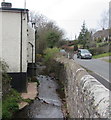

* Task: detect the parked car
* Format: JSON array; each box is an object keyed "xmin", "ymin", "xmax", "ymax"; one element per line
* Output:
[
  {"xmin": 77, "ymin": 49, "xmax": 92, "ymax": 59},
  {"xmin": 60, "ymin": 49, "xmax": 66, "ymax": 53}
]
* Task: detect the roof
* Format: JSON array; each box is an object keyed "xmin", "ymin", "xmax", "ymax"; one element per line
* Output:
[
  {"xmin": 0, "ymin": 7, "xmax": 29, "ymax": 12},
  {"xmin": 93, "ymin": 29, "xmax": 109, "ymax": 38}
]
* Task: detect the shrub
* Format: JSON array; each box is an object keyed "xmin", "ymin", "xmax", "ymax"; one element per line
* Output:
[
  {"xmin": 74, "ymin": 44, "xmax": 78, "ymax": 51},
  {"xmin": 96, "ymin": 38, "xmax": 102, "ymax": 43},
  {"xmin": 89, "ymin": 46, "xmax": 109, "ymax": 55},
  {"xmin": 0, "ymin": 61, "xmax": 22, "ymax": 119},
  {"xmin": 36, "ymin": 54, "xmax": 42, "ymax": 62},
  {"xmin": 0, "ymin": 60, "xmax": 11, "ymax": 96},
  {"xmin": 97, "ymin": 42, "xmax": 109, "ymax": 47},
  {"xmin": 2, "ymin": 89, "xmax": 21, "ymax": 119},
  {"xmin": 0, "ymin": 60, "xmax": 10, "ymax": 84},
  {"xmin": 43, "ymin": 47, "xmax": 60, "ymax": 63},
  {"xmin": 43, "ymin": 47, "xmax": 60, "ymax": 75}
]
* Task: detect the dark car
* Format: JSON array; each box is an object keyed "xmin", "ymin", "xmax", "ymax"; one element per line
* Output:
[{"xmin": 77, "ymin": 49, "xmax": 92, "ymax": 59}]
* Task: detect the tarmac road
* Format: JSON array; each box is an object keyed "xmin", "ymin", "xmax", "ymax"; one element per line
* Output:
[{"xmin": 73, "ymin": 54, "xmax": 110, "ymax": 83}]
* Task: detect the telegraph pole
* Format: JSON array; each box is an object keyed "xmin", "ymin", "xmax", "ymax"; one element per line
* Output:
[{"xmin": 24, "ymin": 0, "xmax": 26, "ymax": 9}]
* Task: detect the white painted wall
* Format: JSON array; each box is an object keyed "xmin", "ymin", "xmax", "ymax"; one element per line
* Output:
[
  {"xmin": 0, "ymin": 10, "xmax": 28, "ymax": 73},
  {"xmin": 1, "ymin": 11, "xmax": 21, "ymax": 72},
  {"xmin": 109, "ymin": 2, "xmax": 111, "ymax": 28},
  {"xmin": 0, "ymin": 12, "xmax": 2, "ymax": 60},
  {"xmin": 27, "ymin": 23, "xmax": 35, "ymax": 63},
  {"xmin": 22, "ymin": 13, "xmax": 28, "ymax": 72}
]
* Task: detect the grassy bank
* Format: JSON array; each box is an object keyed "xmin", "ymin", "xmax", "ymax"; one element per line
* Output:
[
  {"xmin": 103, "ymin": 59, "xmax": 111, "ymax": 63},
  {"xmin": 2, "ymin": 89, "xmax": 22, "ymax": 119},
  {"xmin": 93, "ymin": 52, "xmax": 111, "ymax": 59}
]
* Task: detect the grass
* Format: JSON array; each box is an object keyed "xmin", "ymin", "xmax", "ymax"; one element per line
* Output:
[
  {"xmin": 93, "ymin": 52, "xmax": 111, "ymax": 59},
  {"xmin": 2, "ymin": 89, "xmax": 22, "ymax": 119},
  {"xmin": 2, "ymin": 89, "xmax": 34, "ymax": 119},
  {"xmin": 103, "ymin": 59, "xmax": 111, "ymax": 63},
  {"xmin": 22, "ymin": 98, "xmax": 32, "ymax": 103}
]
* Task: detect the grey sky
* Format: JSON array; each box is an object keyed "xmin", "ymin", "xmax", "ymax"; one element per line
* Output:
[{"xmin": 0, "ymin": 0, "xmax": 110, "ymax": 39}]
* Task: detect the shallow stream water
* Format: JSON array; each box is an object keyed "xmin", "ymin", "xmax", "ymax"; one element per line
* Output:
[{"xmin": 14, "ymin": 75, "xmax": 64, "ymax": 119}]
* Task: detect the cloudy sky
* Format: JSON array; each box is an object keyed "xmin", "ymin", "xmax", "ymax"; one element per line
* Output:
[{"xmin": 0, "ymin": 0, "xmax": 110, "ymax": 39}]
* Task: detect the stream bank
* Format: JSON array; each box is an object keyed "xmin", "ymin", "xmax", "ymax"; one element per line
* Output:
[{"xmin": 12, "ymin": 74, "xmax": 66, "ymax": 119}]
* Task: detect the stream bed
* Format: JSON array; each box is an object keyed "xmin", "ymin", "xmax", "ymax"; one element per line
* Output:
[{"xmin": 14, "ymin": 75, "xmax": 64, "ymax": 119}]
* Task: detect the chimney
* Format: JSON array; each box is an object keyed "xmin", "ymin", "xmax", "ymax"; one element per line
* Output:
[
  {"xmin": 1, "ymin": 2, "xmax": 12, "ymax": 8},
  {"xmin": 102, "ymin": 28, "xmax": 105, "ymax": 31},
  {"xmin": 32, "ymin": 22, "xmax": 35, "ymax": 29}
]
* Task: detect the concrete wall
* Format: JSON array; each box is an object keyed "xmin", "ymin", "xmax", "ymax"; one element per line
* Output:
[{"xmin": 55, "ymin": 56, "xmax": 111, "ymax": 118}]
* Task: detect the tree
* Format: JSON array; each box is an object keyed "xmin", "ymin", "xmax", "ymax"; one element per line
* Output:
[
  {"xmin": 46, "ymin": 32, "xmax": 60, "ymax": 48},
  {"xmin": 29, "ymin": 12, "xmax": 64, "ymax": 54},
  {"xmin": 45, "ymin": 21, "xmax": 64, "ymax": 48},
  {"xmin": 73, "ymin": 40, "xmax": 78, "ymax": 51},
  {"xmin": 98, "ymin": 10, "xmax": 109, "ymax": 29},
  {"xmin": 78, "ymin": 21, "xmax": 91, "ymax": 48}
]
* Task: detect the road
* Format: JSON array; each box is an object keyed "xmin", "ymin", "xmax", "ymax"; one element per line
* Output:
[{"xmin": 73, "ymin": 54, "xmax": 110, "ymax": 83}]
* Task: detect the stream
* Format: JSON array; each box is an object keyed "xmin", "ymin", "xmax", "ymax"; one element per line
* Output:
[{"xmin": 13, "ymin": 75, "xmax": 64, "ymax": 119}]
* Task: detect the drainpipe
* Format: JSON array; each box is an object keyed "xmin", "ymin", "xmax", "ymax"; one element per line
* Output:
[
  {"xmin": 20, "ymin": 11, "xmax": 23, "ymax": 73},
  {"xmin": 35, "ymin": 29, "xmax": 37, "ymax": 63},
  {"xmin": 28, "ymin": 42, "xmax": 34, "ymax": 78}
]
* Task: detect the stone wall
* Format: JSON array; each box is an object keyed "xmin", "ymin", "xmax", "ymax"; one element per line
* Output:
[{"xmin": 55, "ymin": 56, "xmax": 111, "ymax": 118}]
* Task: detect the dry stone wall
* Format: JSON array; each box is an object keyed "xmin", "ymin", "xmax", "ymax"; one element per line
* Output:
[{"xmin": 55, "ymin": 56, "xmax": 111, "ymax": 118}]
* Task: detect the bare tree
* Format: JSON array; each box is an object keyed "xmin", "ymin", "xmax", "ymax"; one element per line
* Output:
[
  {"xmin": 98, "ymin": 10, "xmax": 109, "ymax": 29},
  {"xmin": 29, "ymin": 11, "xmax": 48, "ymax": 29},
  {"xmin": 89, "ymin": 28, "xmax": 97, "ymax": 34}
]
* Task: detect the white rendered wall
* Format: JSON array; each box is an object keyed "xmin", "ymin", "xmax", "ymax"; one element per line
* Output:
[
  {"xmin": 27, "ymin": 24, "xmax": 35, "ymax": 63},
  {"xmin": 109, "ymin": 1, "xmax": 111, "ymax": 28},
  {"xmin": 1, "ymin": 11, "xmax": 28, "ymax": 73},
  {"xmin": 0, "ymin": 12, "xmax": 2, "ymax": 60},
  {"xmin": 22, "ymin": 13, "xmax": 28, "ymax": 72},
  {"xmin": 2, "ymin": 11, "xmax": 21, "ymax": 72}
]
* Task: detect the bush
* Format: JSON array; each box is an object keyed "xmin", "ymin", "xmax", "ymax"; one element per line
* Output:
[
  {"xmin": 43, "ymin": 47, "xmax": 60, "ymax": 63},
  {"xmin": 0, "ymin": 60, "xmax": 11, "ymax": 96},
  {"xmin": 36, "ymin": 54, "xmax": 42, "ymax": 62},
  {"xmin": 97, "ymin": 42, "xmax": 109, "ymax": 47},
  {"xmin": 74, "ymin": 44, "xmax": 78, "ymax": 51},
  {"xmin": 96, "ymin": 38, "xmax": 102, "ymax": 43},
  {"xmin": 89, "ymin": 46, "xmax": 109, "ymax": 55},
  {"xmin": 43, "ymin": 47, "xmax": 60, "ymax": 75},
  {"xmin": 2, "ymin": 89, "xmax": 21, "ymax": 119}
]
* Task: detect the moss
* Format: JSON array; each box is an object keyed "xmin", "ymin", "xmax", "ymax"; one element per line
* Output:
[
  {"xmin": 36, "ymin": 79, "xmax": 40, "ymax": 86},
  {"xmin": 22, "ymin": 98, "xmax": 32, "ymax": 103}
]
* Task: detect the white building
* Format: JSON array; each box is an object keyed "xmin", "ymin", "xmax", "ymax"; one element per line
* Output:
[
  {"xmin": 27, "ymin": 23, "xmax": 35, "ymax": 64},
  {"xmin": 109, "ymin": 1, "xmax": 111, "ymax": 41},
  {"xmin": 109, "ymin": 1, "xmax": 111, "ymax": 28},
  {"xmin": 0, "ymin": 2, "xmax": 35, "ymax": 92}
]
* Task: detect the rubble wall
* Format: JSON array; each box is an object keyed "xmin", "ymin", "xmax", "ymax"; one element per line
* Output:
[{"xmin": 55, "ymin": 56, "xmax": 111, "ymax": 118}]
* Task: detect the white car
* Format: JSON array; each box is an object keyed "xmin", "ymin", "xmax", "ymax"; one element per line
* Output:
[{"xmin": 77, "ymin": 49, "xmax": 92, "ymax": 59}]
